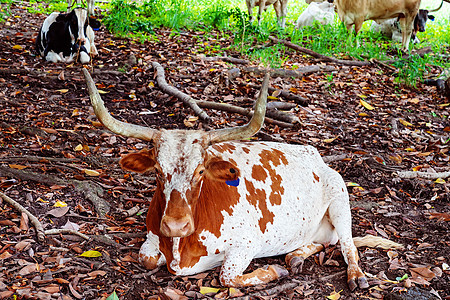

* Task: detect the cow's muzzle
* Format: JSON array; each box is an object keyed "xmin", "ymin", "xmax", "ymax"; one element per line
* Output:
[{"xmin": 160, "ymin": 215, "xmax": 194, "ymax": 237}]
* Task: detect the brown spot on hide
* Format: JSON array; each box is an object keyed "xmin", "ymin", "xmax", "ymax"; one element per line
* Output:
[
  {"xmin": 211, "ymin": 143, "xmax": 236, "ymax": 154},
  {"xmin": 242, "ymin": 147, "xmax": 250, "ymax": 154},
  {"xmin": 313, "ymin": 172, "xmax": 320, "ymax": 183},
  {"xmin": 252, "ymin": 164, "xmax": 267, "ymax": 182},
  {"xmin": 245, "ymin": 179, "xmax": 273, "ymax": 233},
  {"xmin": 259, "ymin": 149, "xmax": 286, "ymax": 206}
]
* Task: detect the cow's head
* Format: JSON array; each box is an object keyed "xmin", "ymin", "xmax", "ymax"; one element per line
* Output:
[
  {"xmin": 83, "ymin": 69, "xmax": 269, "ymax": 238},
  {"xmin": 60, "ymin": 8, "xmax": 89, "ymax": 44}
]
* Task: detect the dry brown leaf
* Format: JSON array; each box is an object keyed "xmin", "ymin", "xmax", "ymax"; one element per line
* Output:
[
  {"xmin": 69, "ymin": 283, "xmax": 83, "ymax": 299},
  {"xmin": 18, "ymin": 264, "xmax": 38, "ymax": 276},
  {"xmin": 47, "ymin": 206, "xmax": 70, "ymax": 218},
  {"xmin": 8, "ymin": 164, "xmax": 27, "ymax": 170},
  {"xmin": 15, "ymin": 240, "xmax": 31, "ymax": 251},
  {"xmin": 19, "ymin": 212, "xmax": 29, "ymax": 231},
  {"xmin": 87, "ymin": 270, "xmax": 107, "ymax": 277}
]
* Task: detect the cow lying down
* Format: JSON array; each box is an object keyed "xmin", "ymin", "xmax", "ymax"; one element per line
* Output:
[
  {"xmin": 36, "ymin": 8, "xmax": 98, "ymax": 64},
  {"xmin": 83, "ymin": 69, "xmax": 403, "ymax": 289},
  {"xmin": 296, "ymin": 1, "xmax": 336, "ymax": 29}
]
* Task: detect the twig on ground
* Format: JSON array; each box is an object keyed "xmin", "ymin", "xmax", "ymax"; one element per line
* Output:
[
  {"xmin": 198, "ymin": 55, "xmax": 250, "ymax": 65},
  {"xmin": 0, "ymin": 191, "xmax": 45, "ymax": 243},
  {"xmin": 269, "ymin": 36, "xmax": 371, "ymax": 67},
  {"xmin": 249, "ymin": 281, "xmax": 299, "ymax": 297},
  {"xmin": 397, "ymin": 171, "xmax": 450, "ymax": 180},
  {"xmin": 151, "ymin": 61, "xmax": 210, "ymax": 121},
  {"xmin": 238, "ymin": 81, "xmax": 308, "ymax": 106},
  {"xmin": 243, "ymin": 65, "xmax": 337, "ymax": 78},
  {"xmin": 132, "ymin": 267, "xmax": 161, "ymax": 279},
  {"xmin": 45, "ymin": 228, "xmax": 90, "ymax": 240},
  {"xmin": 322, "ymin": 154, "xmax": 348, "ymax": 163}
]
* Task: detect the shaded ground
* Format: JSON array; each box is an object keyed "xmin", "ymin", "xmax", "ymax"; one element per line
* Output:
[{"xmin": 0, "ymin": 3, "xmax": 449, "ymax": 300}]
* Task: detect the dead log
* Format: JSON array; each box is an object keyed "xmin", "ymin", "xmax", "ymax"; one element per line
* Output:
[
  {"xmin": 269, "ymin": 36, "xmax": 371, "ymax": 67},
  {"xmin": 151, "ymin": 61, "xmax": 211, "ymax": 121}
]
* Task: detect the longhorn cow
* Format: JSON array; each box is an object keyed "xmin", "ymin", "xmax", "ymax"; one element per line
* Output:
[{"xmin": 83, "ymin": 69, "xmax": 403, "ymax": 289}]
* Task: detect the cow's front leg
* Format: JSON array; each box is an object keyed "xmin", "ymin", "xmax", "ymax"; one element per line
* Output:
[
  {"xmin": 219, "ymin": 250, "xmax": 288, "ymax": 287},
  {"xmin": 285, "ymin": 243, "xmax": 324, "ymax": 274},
  {"xmin": 139, "ymin": 231, "xmax": 166, "ymax": 270}
]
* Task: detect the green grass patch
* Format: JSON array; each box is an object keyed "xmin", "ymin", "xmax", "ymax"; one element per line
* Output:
[{"xmin": 30, "ymin": 0, "xmax": 450, "ymax": 86}]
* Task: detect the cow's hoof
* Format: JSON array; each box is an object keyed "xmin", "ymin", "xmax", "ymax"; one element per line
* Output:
[
  {"xmin": 287, "ymin": 256, "xmax": 304, "ymax": 274},
  {"xmin": 271, "ymin": 264, "xmax": 289, "ymax": 278},
  {"xmin": 348, "ymin": 276, "xmax": 369, "ymax": 291}
]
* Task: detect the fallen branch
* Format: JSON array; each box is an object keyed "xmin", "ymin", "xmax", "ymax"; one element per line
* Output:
[
  {"xmin": 397, "ymin": 171, "xmax": 450, "ymax": 180},
  {"xmin": 196, "ymin": 100, "xmax": 293, "ymax": 128},
  {"xmin": 243, "ymin": 65, "xmax": 337, "ymax": 78},
  {"xmin": 0, "ymin": 191, "xmax": 45, "ymax": 243},
  {"xmin": 151, "ymin": 61, "xmax": 210, "ymax": 121},
  {"xmin": 239, "ymin": 82, "xmax": 308, "ymax": 106},
  {"xmin": 322, "ymin": 154, "xmax": 348, "ymax": 163},
  {"xmin": 198, "ymin": 55, "xmax": 250, "ymax": 65},
  {"xmin": 269, "ymin": 36, "xmax": 371, "ymax": 67},
  {"xmin": 45, "ymin": 228, "xmax": 90, "ymax": 240},
  {"xmin": 0, "ymin": 166, "xmax": 110, "ymax": 216}
]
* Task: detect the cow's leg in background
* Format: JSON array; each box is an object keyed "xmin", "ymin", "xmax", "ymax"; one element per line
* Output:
[
  {"xmin": 273, "ymin": 0, "xmax": 282, "ymax": 26},
  {"xmin": 86, "ymin": 26, "xmax": 98, "ymax": 56},
  {"xmin": 285, "ymin": 243, "xmax": 324, "ymax": 274},
  {"xmin": 219, "ymin": 250, "xmax": 289, "ymax": 287},
  {"xmin": 399, "ymin": 16, "xmax": 415, "ymax": 51},
  {"xmin": 257, "ymin": 1, "xmax": 266, "ymax": 26},
  {"xmin": 246, "ymin": 0, "xmax": 255, "ymax": 23},
  {"xmin": 278, "ymin": 0, "xmax": 288, "ymax": 28}
]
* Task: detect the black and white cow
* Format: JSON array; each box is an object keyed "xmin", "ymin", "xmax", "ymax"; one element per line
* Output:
[
  {"xmin": 36, "ymin": 8, "xmax": 98, "ymax": 64},
  {"xmin": 67, "ymin": 0, "xmax": 95, "ymax": 16},
  {"xmin": 370, "ymin": 0, "xmax": 443, "ymax": 45}
]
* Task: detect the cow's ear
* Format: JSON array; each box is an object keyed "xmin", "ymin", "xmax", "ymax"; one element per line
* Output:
[
  {"xmin": 204, "ymin": 157, "xmax": 240, "ymax": 182},
  {"xmin": 428, "ymin": 15, "xmax": 435, "ymax": 21},
  {"xmin": 120, "ymin": 148, "xmax": 156, "ymax": 173}
]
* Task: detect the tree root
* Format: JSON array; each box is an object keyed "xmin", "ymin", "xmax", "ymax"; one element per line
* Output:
[
  {"xmin": 0, "ymin": 191, "xmax": 45, "ymax": 243},
  {"xmin": 0, "ymin": 166, "xmax": 110, "ymax": 217},
  {"xmin": 151, "ymin": 61, "xmax": 211, "ymax": 121}
]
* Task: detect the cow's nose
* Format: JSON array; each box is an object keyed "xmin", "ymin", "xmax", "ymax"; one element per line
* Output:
[{"xmin": 160, "ymin": 216, "xmax": 194, "ymax": 237}]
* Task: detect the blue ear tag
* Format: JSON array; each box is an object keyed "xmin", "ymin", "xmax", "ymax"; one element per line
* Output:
[{"xmin": 226, "ymin": 178, "xmax": 240, "ymax": 187}]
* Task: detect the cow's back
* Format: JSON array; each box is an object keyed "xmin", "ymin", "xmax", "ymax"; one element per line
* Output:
[{"xmin": 202, "ymin": 142, "xmax": 343, "ymax": 258}]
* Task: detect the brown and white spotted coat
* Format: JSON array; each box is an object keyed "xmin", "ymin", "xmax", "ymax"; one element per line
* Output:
[{"xmin": 83, "ymin": 69, "xmax": 402, "ymax": 290}]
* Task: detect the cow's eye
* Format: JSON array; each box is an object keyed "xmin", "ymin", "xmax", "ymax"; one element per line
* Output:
[
  {"xmin": 230, "ymin": 168, "xmax": 236, "ymax": 174},
  {"xmin": 199, "ymin": 170, "xmax": 204, "ymax": 175}
]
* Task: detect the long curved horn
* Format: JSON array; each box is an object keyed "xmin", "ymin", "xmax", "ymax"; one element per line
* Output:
[
  {"xmin": 82, "ymin": 68, "xmax": 158, "ymax": 142},
  {"xmin": 207, "ymin": 72, "xmax": 270, "ymax": 144},
  {"xmin": 429, "ymin": 0, "xmax": 443, "ymax": 12}
]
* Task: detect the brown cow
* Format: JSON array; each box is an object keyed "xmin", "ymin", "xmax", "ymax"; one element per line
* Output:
[
  {"xmin": 83, "ymin": 68, "xmax": 403, "ymax": 289},
  {"xmin": 334, "ymin": 0, "xmax": 421, "ymax": 50}
]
